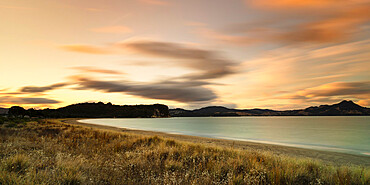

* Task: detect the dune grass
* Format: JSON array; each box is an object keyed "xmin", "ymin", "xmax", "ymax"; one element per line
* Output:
[{"xmin": 0, "ymin": 118, "xmax": 369, "ymax": 184}]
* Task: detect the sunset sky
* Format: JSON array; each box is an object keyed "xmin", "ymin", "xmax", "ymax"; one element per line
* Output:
[{"xmin": 1, "ymin": 0, "xmax": 369, "ymax": 110}]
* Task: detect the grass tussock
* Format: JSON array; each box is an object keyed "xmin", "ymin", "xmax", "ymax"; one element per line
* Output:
[
  {"xmin": 4, "ymin": 154, "xmax": 30, "ymax": 174},
  {"xmin": 0, "ymin": 117, "xmax": 369, "ymax": 184}
]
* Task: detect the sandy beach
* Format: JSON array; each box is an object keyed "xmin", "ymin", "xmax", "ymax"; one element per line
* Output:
[{"xmin": 63, "ymin": 118, "xmax": 370, "ymax": 166}]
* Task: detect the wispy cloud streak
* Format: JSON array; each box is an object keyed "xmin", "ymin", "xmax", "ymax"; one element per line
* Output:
[
  {"xmin": 121, "ymin": 40, "xmax": 237, "ymax": 80},
  {"xmin": 71, "ymin": 76, "xmax": 217, "ymax": 102},
  {"xmin": 0, "ymin": 96, "xmax": 60, "ymax": 104}
]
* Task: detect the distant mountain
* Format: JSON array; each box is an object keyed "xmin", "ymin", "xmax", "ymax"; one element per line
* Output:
[
  {"xmin": 0, "ymin": 108, "xmax": 8, "ymax": 115},
  {"xmin": 4, "ymin": 100, "xmax": 369, "ymax": 118},
  {"xmin": 170, "ymin": 100, "xmax": 370, "ymax": 117},
  {"xmin": 298, "ymin": 100, "xmax": 369, "ymax": 115},
  {"xmin": 9, "ymin": 102, "xmax": 169, "ymax": 118}
]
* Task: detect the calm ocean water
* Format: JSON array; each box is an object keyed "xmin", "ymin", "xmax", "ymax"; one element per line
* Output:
[{"xmin": 80, "ymin": 116, "xmax": 370, "ymax": 156}]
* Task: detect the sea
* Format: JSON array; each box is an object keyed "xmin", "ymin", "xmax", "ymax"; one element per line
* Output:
[{"xmin": 80, "ymin": 116, "xmax": 370, "ymax": 156}]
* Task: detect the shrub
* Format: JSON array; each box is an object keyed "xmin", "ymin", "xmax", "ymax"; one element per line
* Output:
[
  {"xmin": 56, "ymin": 167, "xmax": 83, "ymax": 185},
  {"xmin": 5, "ymin": 122, "xmax": 17, "ymax": 128},
  {"xmin": 5, "ymin": 154, "xmax": 30, "ymax": 174}
]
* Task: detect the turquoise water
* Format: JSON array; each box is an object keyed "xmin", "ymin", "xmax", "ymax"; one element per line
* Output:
[{"xmin": 80, "ymin": 116, "xmax": 370, "ymax": 156}]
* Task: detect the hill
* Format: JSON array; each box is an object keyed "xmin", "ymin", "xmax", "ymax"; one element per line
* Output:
[
  {"xmin": 170, "ymin": 100, "xmax": 370, "ymax": 117},
  {"xmin": 9, "ymin": 102, "xmax": 169, "ymax": 118}
]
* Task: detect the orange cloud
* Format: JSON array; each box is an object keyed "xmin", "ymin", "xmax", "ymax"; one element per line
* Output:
[
  {"xmin": 90, "ymin": 26, "xmax": 132, "ymax": 34},
  {"xmin": 59, "ymin": 39, "xmax": 238, "ymax": 81},
  {"xmin": 70, "ymin": 66, "xmax": 125, "ymax": 75},
  {"xmin": 297, "ymin": 81, "xmax": 370, "ymax": 98},
  {"xmin": 247, "ymin": 0, "xmax": 364, "ymax": 10},
  {"xmin": 139, "ymin": 0, "xmax": 169, "ymax": 6},
  {"xmin": 198, "ymin": 28, "xmax": 261, "ymax": 46},
  {"xmin": 60, "ymin": 45, "xmax": 111, "ymax": 54},
  {"xmin": 208, "ymin": 1, "xmax": 367, "ymax": 45},
  {"xmin": 279, "ymin": 5, "xmax": 370, "ymax": 43}
]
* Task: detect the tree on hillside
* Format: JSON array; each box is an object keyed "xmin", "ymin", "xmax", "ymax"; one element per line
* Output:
[{"xmin": 8, "ymin": 106, "xmax": 26, "ymax": 118}]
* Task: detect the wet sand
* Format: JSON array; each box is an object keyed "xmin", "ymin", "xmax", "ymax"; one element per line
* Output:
[{"xmin": 62, "ymin": 118, "xmax": 370, "ymax": 166}]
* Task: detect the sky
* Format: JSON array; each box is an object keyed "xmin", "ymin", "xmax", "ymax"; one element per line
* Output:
[{"xmin": 0, "ymin": 0, "xmax": 369, "ymax": 110}]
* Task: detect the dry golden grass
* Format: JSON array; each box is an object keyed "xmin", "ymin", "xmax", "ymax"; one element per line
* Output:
[{"xmin": 0, "ymin": 118, "xmax": 369, "ymax": 184}]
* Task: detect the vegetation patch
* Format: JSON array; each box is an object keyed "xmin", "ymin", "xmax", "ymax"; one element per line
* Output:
[{"xmin": 0, "ymin": 118, "xmax": 369, "ymax": 184}]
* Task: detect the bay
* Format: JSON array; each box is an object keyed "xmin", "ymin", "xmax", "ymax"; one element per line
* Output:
[{"xmin": 80, "ymin": 116, "xmax": 370, "ymax": 156}]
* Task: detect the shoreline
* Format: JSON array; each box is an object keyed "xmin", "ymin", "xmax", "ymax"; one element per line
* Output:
[
  {"xmin": 79, "ymin": 118, "xmax": 369, "ymax": 157},
  {"xmin": 62, "ymin": 118, "xmax": 370, "ymax": 166}
]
